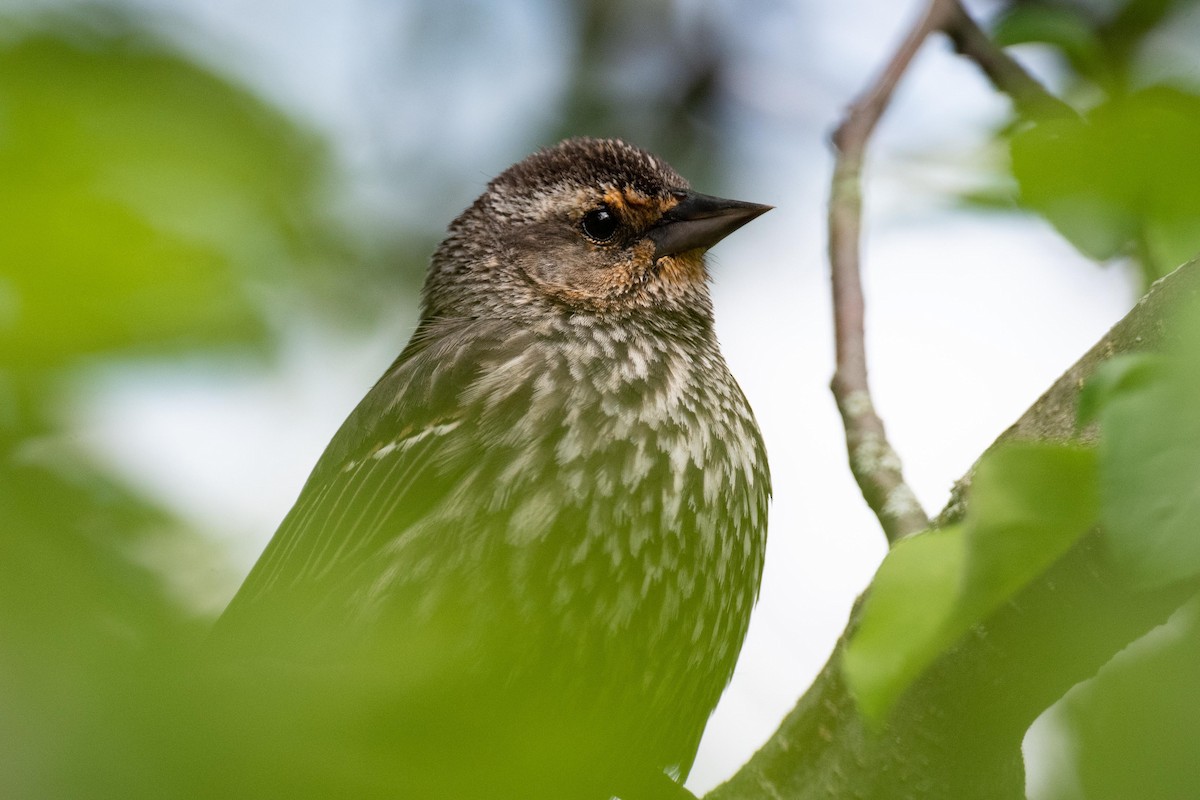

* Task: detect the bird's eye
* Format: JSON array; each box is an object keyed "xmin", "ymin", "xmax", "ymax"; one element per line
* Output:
[{"xmin": 581, "ymin": 206, "xmax": 620, "ymax": 243}]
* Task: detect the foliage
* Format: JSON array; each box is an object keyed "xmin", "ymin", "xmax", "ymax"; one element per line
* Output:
[
  {"xmin": 844, "ymin": 442, "xmax": 1098, "ymax": 722},
  {"xmin": 0, "ymin": 15, "xmax": 344, "ymax": 374},
  {"xmin": 1011, "ymin": 88, "xmax": 1200, "ymax": 282},
  {"xmin": 1050, "ymin": 598, "xmax": 1200, "ymax": 800},
  {"xmin": 842, "ymin": 286, "xmax": 1200, "ymax": 793},
  {"xmin": 0, "ymin": 14, "xmax": 358, "ymax": 797},
  {"xmin": 980, "ymin": 0, "xmax": 1200, "ymax": 286},
  {"xmin": 1089, "ymin": 307, "xmax": 1200, "ymax": 588}
]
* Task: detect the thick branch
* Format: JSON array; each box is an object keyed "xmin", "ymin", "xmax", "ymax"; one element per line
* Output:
[{"xmin": 707, "ymin": 259, "xmax": 1200, "ymax": 800}]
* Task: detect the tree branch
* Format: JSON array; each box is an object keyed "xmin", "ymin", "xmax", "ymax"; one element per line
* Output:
[
  {"xmin": 828, "ymin": 0, "xmax": 1076, "ymax": 548},
  {"xmin": 827, "ymin": 2, "xmax": 954, "ymax": 544}
]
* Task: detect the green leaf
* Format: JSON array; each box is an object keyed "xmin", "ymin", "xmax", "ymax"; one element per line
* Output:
[
  {"xmin": 1077, "ymin": 354, "xmax": 1164, "ymax": 427},
  {"xmin": 992, "ymin": 5, "xmax": 1101, "ymax": 73},
  {"xmin": 960, "ymin": 442, "xmax": 1098, "ymax": 619},
  {"xmin": 1054, "ymin": 601, "xmax": 1200, "ymax": 800},
  {"xmin": 844, "ymin": 442, "xmax": 1099, "ymax": 723},
  {"xmin": 1094, "ymin": 304, "xmax": 1200, "ymax": 588},
  {"xmin": 1010, "ymin": 88, "xmax": 1200, "ymax": 284},
  {"xmin": 0, "ymin": 23, "xmax": 341, "ymax": 369},
  {"xmin": 842, "ymin": 526, "xmax": 966, "ymax": 723},
  {"xmin": 1010, "ymin": 116, "xmax": 1135, "ymax": 261}
]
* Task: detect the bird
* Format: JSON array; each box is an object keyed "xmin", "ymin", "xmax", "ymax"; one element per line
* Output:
[{"xmin": 212, "ymin": 137, "xmax": 771, "ymax": 800}]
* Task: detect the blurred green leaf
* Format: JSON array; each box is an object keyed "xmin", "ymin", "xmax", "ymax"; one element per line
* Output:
[
  {"xmin": 0, "ymin": 18, "xmax": 373, "ymax": 796},
  {"xmin": 0, "ymin": 22, "xmax": 340, "ymax": 370},
  {"xmin": 845, "ymin": 443, "xmax": 1098, "ymax": 722},
  {"xmin": 1077, "ymin": 353, "xmax": 1163, "ymax": 427},
  {"xmin": 993, "ymin": 4, "xmax": 1103, "ymax": 76},
  {"xmin": 961, "ymin": 442, "xmax": 1098, "ymax": 609},
  {"xmin": 843, "ymin": 525, "xmax": 966, "ymax": 723},
  {"xmin": 1093, "ymin": 299, "xmax": 1200, "ymax": 589},
  {"xmin": 1011, "ymin": 87, "xmax": 1200, "ymax": 285},
  {"xmin": 1047, "ymin": 600, "xmax": 1200, "ymax": 800},
  {"xmin": 0, "ymin": 437, "xmax": 192, "ymax": 798}
]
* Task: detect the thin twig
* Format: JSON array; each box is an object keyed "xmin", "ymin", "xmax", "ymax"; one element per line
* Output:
[
  {"xmin": 940, "ymin": 1, "xmax": 1077, "ymax": 120},
  {"xmin": 828, "ymin": 1, "xmax": 953, "ymax": 544},
  {"xmin": 828, "ymin": 0, "xmax": 1075, "ymax": 546}
]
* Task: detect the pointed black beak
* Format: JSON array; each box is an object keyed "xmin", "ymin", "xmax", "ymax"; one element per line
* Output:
[{"xmin": 648, "ymin": 190, "xmax": 772, "ymax": 260}]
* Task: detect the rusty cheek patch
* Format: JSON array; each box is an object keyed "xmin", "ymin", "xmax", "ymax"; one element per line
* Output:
[
  {"xmin": 628, "ymin": 239, "xmax": 706, "ymax": 293},
  {"xmin": 532, "ymin": 245, "xmax": 646, "ymax": 312},
  {"xmin": 654, "ymin": 250, "xmax": 707, "ymax": 286}
]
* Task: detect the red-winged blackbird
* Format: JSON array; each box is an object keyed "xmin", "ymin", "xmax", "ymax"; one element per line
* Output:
[{"xmin": 214, "ymin": 138, "xmax": 770, "ymax": 800}]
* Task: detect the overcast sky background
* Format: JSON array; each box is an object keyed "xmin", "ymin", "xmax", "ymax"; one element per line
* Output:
[{"xmin": 6, "ymin": 0, "xmax": 1148, "ymax": 792}]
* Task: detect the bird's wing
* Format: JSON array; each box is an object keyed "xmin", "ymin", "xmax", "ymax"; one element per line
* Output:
[{"xmin": 214, "ymin": 320, "xmax": 536, "ymax": 646}]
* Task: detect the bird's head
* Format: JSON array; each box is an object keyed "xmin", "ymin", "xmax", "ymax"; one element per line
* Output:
[{"xmin": 423, "ymin": 138, "xmax": 770, "ymax": 322}]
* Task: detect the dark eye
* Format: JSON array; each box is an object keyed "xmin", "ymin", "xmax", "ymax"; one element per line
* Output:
[{"xmin": 581, "ymin": 206, "xmax": 620, "ymax": 243}]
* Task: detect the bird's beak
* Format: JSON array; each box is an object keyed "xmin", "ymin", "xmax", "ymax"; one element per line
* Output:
[{"xmin": 648, "ymin": 191, "xmax": 772, "ymax": 261}]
